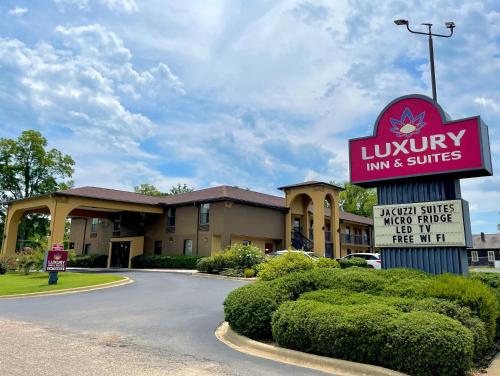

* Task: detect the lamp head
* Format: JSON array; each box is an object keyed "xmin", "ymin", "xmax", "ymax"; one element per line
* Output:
[
  {"xmin": 394, "ymin": 19, "xmax": 409, "ymax": 26},
  {"xmin": 445, "ymin": 21, "xmax": 455, "ymax": 29}
]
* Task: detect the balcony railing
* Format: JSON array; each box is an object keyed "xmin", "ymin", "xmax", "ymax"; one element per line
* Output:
[{"xmin": 341, "ymin": 233, "xmax": 371, "ymax": 245}]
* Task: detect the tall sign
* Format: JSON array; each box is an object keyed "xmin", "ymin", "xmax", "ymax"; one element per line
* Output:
[{"xmin": 349, "ymin": 94, "xmax": 492, "ymax": 275}]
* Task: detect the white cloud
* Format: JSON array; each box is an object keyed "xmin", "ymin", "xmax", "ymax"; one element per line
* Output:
[
  {"xmin": 53, "ymin": 0, "xmax": 138, "ymax": 13},
  {"xmin": 8, "ymin": 7, "xmax": 28, "ymax": 16}
]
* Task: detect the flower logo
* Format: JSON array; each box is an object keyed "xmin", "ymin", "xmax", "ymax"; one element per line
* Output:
[{"xmin": 389, "ymin": 107, "xmax": 426, "ymax": 138}]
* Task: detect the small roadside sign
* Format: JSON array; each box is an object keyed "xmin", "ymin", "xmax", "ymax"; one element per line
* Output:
[{"xmin": 44, "ymin": 246, "xmax": 68, "ymax": 272}]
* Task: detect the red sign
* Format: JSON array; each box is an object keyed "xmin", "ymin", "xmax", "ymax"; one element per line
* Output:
[
  {"xmin": 349, "ymin": 95, "xmax": 492, "ymax": 187},
  {"xmin": 45, "ymin": 250, "xmax": 68, "ymax": 272},
  {"xmin": 51, "ymin": 243, "xmax": 64, "ymax": 252}
]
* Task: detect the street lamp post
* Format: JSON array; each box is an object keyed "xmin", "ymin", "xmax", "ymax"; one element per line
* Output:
[{"xmin": 394, "ymin": 19, "xmax": 455, "ymax": 102}]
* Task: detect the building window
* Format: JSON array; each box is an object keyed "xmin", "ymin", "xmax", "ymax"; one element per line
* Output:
[
  {"xmin": 471, "ymin": 251, "xmax": 479, "ymax": 262},
  {"xmin": 166, "ymin": 208, "xmax": 176, "ymax": 232},
  {"xmin": 265, "ymin": 242, "xmax": 273, "ymax": 254},
  {"xmin": 83, "ymin": 243, "xmax": 91, "ymax": 255},
  {"xmin": 154, "ymin": 240, "xmax": 162, "ymax": 255},
  {"xmin": 113, "ymin": 214, "xmax": 121, "ymax": 235},
  {"xmin": 184, "ymin": 239, "xmax": 193, "ymax": 256},
  {"xmin": 488, "ymin": 251, "xmax": 495, "ymax": 262},
  {"xmin": 199, "ymin": 203, "xmax": 210, "ymax": 225},
  {"xmin": 91, "ymin": 218, "xmax": 99, "ymax": 234},
  {"xmin": 242, "ymin": 240, "xmax": 251, "ymax": 246}
]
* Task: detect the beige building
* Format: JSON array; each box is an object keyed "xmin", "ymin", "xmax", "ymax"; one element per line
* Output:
[{"xmin": 2, "ymin": 181, "xmax": 374, "ymax": 268}]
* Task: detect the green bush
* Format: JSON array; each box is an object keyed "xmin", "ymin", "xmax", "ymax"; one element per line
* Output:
[
  {"xmin": 196, "ymin": 253, "xmax": 234, "ymax": 273},
  {"xmin": 469, "ymin": 272, "xmax": 500, "ymax": 338},
  {"xmin": 0, "ymin": 261, "xmax": 6, "ymax": 275},
  {"xmin": 314, "ymin": 257, "xmax": 340, "ymax": 269},
  {"xmin": 224, "ymin": 268, "xmax": 387, "ymax": 339},
  {"xmin": 197, "ymin": 244, "xmax": 263, "ymax": 274},
  {"xmin": 384, "ymin": 311, "xmax": 474, "ymax": 376},
  {"xmin": 67, "ymin": 254, "xmax": 109, "ymax": 268},
  {"xmin": 219, "ymin": 268, "xmax": 244, "ymax": 277},
  {"xmin": 244, "ymin": 268, "xmax": 256, "ymax": 278},
  {"xmin": 225, "ymin": 243, "xmax": 264, "ymax": 269},
  {"xmin": 131, "ymin": 255, "xmax": 202, "ymax": 269},
  {"xmin": 338, "ymin": 257, "xmax": 369, "ymax": 269},
  {"xmin": 224, "ymin": 282, "xmax": 289, "ymax": 339},
  {"xmin": 257, "ymin": 252, "xmax": 314, "ymax": 281},
  {"xmin": 272, "ymin": 300, "xmax": 474, "ymax": 376},
  {"xmin": 425, "ymin": 274, "xmax": 499, "ymax": 344},
  {"xmin": 300, "ymin": 289, "xmax": 489, "ymax": 359},
  {"xmin": 272, "ymin": 300, "xmax": 400, "ymax": 363},
  {"xmin": 16, "ymin": 249, "xmax": 44, "ymax": 274}
]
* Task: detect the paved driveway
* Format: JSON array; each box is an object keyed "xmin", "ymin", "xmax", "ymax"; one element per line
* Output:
[{"xmin": 0, "ymin": 272, "xmax": 324, "ymax": 375}]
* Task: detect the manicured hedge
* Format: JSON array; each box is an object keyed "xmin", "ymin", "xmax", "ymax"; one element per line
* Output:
[
  {"xmin": 300, "ymin": 289, "xmax": 489, "ymax": 359},
  {"xmin": 469, "ymin": 272, "xmax": 500, "ymax": 338},
  {"xmin": 224, "ymin": 268, "xmax": 388, "ymax": 339},
  {"xmin": 67, "ymin": 254, "xmax": 108, "ymax": 268},
  {"xmin": 131, "ymin": 255, "xmax": 203, "ymax": 269},
  {"xmin": 271, "ymin": 300, "xmax": 474, "ymax": 376},
  {"xmin": 338, "ymin": 257, "xmax": 369, "ymax": 269}
]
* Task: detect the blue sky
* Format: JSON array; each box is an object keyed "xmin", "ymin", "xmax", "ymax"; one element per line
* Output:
[{"xmin": 0, "ymin": 0, "xmax": 499, "ymax": 234}]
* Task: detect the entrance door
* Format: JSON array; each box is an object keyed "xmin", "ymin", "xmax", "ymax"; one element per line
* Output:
[{"xmin": 111, "ymin": 241, "xmax": 131, "ymax": 268}]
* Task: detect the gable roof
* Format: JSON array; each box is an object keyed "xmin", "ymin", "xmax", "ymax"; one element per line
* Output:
[
  {"xmin": 278, "ymin": 180, "xmax": 344, "ymax": 191},
  {"xmin": 472, "ymin": 233, "xmax": 500, "ymax": 249}
]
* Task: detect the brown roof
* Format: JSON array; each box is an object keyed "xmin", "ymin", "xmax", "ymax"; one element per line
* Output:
[
  {"xmin": 471, "ymin": 233, "xmax": 500, "ymax": 249},
  {"xmin": 6, "ymin": 184, "xmax": 374, "ymax": 225},
  {"xmin": 159, "ymin": 185, "xmax": 286, "ymax": 210},
  {"xmin": 339, "ymin": 211, "xmax": 374, "ymax": 225},
  {"xmin": 52, "ymin": 185, "xmax": 286, "ymax": 210},
  {"xmin": 58, "ymin": 186, "xmax": 164, "ymax": 205},
  {"xmin": 278, "ymin": 180, "xmax": 344, "ymax": 191}
]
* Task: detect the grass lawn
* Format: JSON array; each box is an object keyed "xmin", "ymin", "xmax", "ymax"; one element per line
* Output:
[{"xmin": 0, "ymin": 272, "xmax": 125, "ymax": 296}]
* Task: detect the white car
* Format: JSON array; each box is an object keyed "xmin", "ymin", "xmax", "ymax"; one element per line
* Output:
[{"xmin": 342, "ymin": 253, "xmax": 381, "ymax": 269}]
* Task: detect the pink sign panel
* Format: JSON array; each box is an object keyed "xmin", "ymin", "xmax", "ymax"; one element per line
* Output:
[
  {"xmin": 45, "ymin": 250, "xmax": 68, "ymax": 272},
  {"xmin": 349, "ymin": 95, "xmax": 492, "ymax": 187}
]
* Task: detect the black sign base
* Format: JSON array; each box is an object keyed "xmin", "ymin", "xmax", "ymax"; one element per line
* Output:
[{"xmin": 378, "ymin": 178, "xmax": 470, "ymax": 275}]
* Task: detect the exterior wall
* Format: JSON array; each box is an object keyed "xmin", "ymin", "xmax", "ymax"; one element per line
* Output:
[
  {"xmin": 339, "ymin": 220, "xmax": 374, "ymax": 257},
  {"xmin": 221, "ymin": 202, "xmax": 284, "ymax": 252},
  {"xmin": 69, "ymin": 217, "xmax": 113, "ymax": 255}
]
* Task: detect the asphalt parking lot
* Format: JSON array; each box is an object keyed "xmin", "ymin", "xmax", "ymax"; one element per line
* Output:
[{"xmin": 0, "ymin": 272, "xmax": 324, "ymax": 375}]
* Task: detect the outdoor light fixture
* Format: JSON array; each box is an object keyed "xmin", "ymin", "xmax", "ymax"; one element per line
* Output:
[
  {"xmin": 394, "ymin": 19, "xmax": 409, "ymax": 25},
  {"xmin": 394, "ymin": 19, "xmax": 455, "ymax": 102}
]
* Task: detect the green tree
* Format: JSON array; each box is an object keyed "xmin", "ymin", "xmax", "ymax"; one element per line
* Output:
[
  {"xmin": 134, "ymin": 183, "xmax": 166, "ymax": 196},
  {"xmin": 0, "ymin": 130, "xmax": 75, "ymax": 248},
  {"xmin": 332, "ymin": 181, "xmax": 377, "ymax": 218},
  {"xmin": 169, "ymin": 183, "xmax": 193, "ymax": 195},
  {"xmin": 134, "ymin": 183, "xmax": 193, "ymax": 196}
]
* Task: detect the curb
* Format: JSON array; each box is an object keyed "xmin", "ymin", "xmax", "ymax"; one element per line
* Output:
[
  {"xmin": 67, "ymin": 267, "xmax": 198, "ymax": 274},
  {"xmin": 191, "ymin": 273, "xmax": 256, "ymax": 282},
  {"xmin": 0, "ymin": 276, "xmax": 134, "ymax": 300},
  {"xmin": 215, "ymin": 322, "xmax": 407, "ymax": 376}
]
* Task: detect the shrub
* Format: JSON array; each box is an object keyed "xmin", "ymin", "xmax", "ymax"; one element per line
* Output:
[
  {"xmin": 314, "ymin": 257, "xmax": 340, "ymax": 269},
  {"xmin": 271, "ymin": 300, "xmax": 474, "ymax": 376},
  {"xmin": 196, "ymin": 244, "xmax": 263, "ymax": 274},
  {"xmin": 272, "ymin": 300, "xmax": 400, "ymax": 363},
  {"xmin": 469, "ymin": 272, "xmax": 500, "ymax": 338},
  {"xmin": 225, "ymin": 244, "xmax": 264, "ymax": 269},
  {"xmin": 131, "ymin": 255, "xmax": 202, "ymax": 269},
  {"xmin": 0, "ymin": 261, "xmax": 6, "ymax": 275},
  {"xmin": 300, "ymin": 289, "xmax": 489, "ymax": 359},
  {"xmin": 0, "ymin": 255, "xmax": 17, "ymax": 271},
  {"xmin": 425, "ymin": 274, "xmax": 499, "ymax": 344},
  {"xmin": 220, "ymin": 268, "xmax": 244, "ymax": 277},
  {"xmin": 384, "ymin": 311, "xmax": 474, "ymax": 376},
  {"xmin": 224, "ymin": 282, "xmax": 289, "ymax": 339},
  {"xmin": 244, "ymin": 268, "xmax": 256, "ymax": 278},
  {"xmin": 67, "ymin": 254, "xmax": 109, "ymax": 268},
  {"xmin": 224, "ymin": 268, "xmax": 387, "ymax": 339},
  {"xmin": 257, "ymin": 252, "xmax": 314, "ymax": 281},
  {"xmin": 338, "ymin": 257, "xmax": 369, "ymax": 269},
  {"xmin": 16, "ymin": 249, "xmax": 44, "ymax": 274}
]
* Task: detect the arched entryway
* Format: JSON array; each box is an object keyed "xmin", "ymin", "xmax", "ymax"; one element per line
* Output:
[{"xmin": 279, "ymin": 181, "xmax": 342, "ymax": 258}]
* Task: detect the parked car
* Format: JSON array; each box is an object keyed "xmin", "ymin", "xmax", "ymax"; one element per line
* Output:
[
  {"xmin": 341, "ymin": 253, "xmax": 381, "ymax": 269},
  {"xmin": 267, "ymin": 250, "xmax": 319, "ymax": 260}
]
